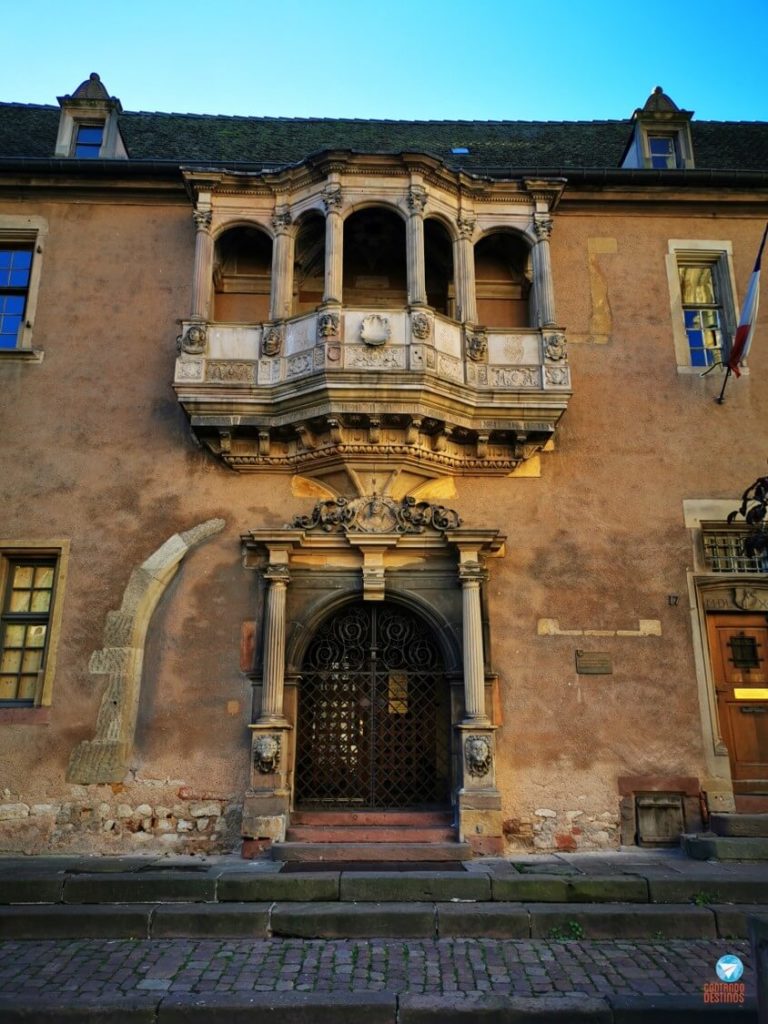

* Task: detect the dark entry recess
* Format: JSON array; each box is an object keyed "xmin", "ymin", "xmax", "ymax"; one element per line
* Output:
[{"xmin": 295, "ymin": 602, "xmax": 451, "ymax": 808}]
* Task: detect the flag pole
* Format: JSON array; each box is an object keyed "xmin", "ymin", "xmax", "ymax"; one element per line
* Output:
[{"xmin": 715, "ymin": 366, "xmax": 732, "ymax": 404}]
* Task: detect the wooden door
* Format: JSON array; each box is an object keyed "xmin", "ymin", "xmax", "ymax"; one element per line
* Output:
[{"xmin": 707, "ymin": 614, "xmax": 768, "ymax": 789}]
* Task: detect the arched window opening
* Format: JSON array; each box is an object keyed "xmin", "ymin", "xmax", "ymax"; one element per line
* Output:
[
  {"xmin": 474, "ymin": 231, "xmax": 532, "ymax": 328},
  {"xmin": 343, "ymin": 208, "xmax": 406, "ymax": 308},
  {"xmin": 424, "ymin": 219, "xmax": 455, "ymax": 317},
  {"xmin": 292, "ymin": 212, "xmax": 325, "ymax": 316},
  {"xmin": 213, "ymin": 226, "xmax": 272, "ymax": 323}
]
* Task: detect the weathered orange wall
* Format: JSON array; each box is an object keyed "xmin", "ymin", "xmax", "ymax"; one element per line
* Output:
[{"xmin": 0, "ymin": 192, "xmax": 765, "ymax": 853}]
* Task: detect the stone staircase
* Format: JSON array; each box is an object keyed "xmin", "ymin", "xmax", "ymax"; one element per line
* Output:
[
  {"xmin": 683, "ymin": 811, "xmax": 768, "ymax": 860},
  {"xmin": 273, "ymin": 810, "xmax": 471, "ymax": 863}
]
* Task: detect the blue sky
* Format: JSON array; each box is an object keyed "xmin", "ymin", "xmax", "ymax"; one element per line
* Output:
[{"xmin": 2, "ymin": 0, "xmax": 767, "ymax": 122}]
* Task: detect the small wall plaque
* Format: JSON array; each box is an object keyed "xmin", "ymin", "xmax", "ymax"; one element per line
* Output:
[{"xmin": 575, "ymin": 650, "xmax": 613, "ymax": 675}]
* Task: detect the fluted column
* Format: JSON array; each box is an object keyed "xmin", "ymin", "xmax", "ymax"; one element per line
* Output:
[
  {"xmin": 191, "ymin": 208, "xmax": 213, "ymax": 321},
  {"xmin": 456, "ymin": 214, "xmax": 477, "ymax": 324},
  {"xmin": 459, "ymin": 560, "xmax": 487, "ymax": 723},
  {"xmin": 270, "ymin": 206, "xmax": 294, "ymax": 321},
  {"xmin": 532, "ymin": 213, "xmax": 556, "ymax": 327},
  {"xmin": 259, "ymin": 564, "xmax": 290, "ymax": 723},
  {"xmin": 406, "ymin": 186, "xmax": 427, "ymax": 307},
  {"xmin": 322, "ymin": 185, "xmax": 344, "ymax": 305}
]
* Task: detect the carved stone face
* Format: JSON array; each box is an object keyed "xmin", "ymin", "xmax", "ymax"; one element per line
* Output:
[
  {"xmin": 254, "ymin": 734, "xmax": 280, "ymax": 773},
  {"xmin": 465, "ymin": 735, "xmax": 492, "ymax": 777},
  {"xmin": 262, "ymin": 328, "xmax": 282, "ymax": 357},
  {"xmin": 181, "ymin": 324, "xmax": 207, "ymax": 355}
]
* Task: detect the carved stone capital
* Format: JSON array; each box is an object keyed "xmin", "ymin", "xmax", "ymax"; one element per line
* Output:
[
  {"xmin": 407, "ymin": 185, "xmax": 428, "ymax": 214},
  {"xmin": 458, "ymin": 560, "xmax": 484, "ymax": 583},
  {"xmin": 193, "ymin": 209, "xmax": 212, "ymax": 231},
  {"xmin": 264, "ymin": 564, "xmax": 291, "ymax": 584},
  {"xmin": 533, "ymin": 214, "xmax": 553, "ymax": 241},
  {"xmin": 322, "ymin": 185, "xmax": 343, "ymax": 213},
  {"xmin": 272, "ymin": 206, "xmax": 292, "ymax": 234},
  {"xmin": 457, "ymin": 214, "xmax": 476, "ymax": 240}
]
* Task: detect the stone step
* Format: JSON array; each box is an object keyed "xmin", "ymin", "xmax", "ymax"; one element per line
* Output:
[
  {"xmin": 285, "ymin": 826, "xmax": 456, "ymax": 843},
  {"xmin": 290, "ymin": 810, "xmax": 452, "ymax": 827},
  {"xmin": 682, "ymin": 831, "xmax": 768, "ymax": 860},
  {"xmin": 710, "ymin": 812, "xmax": 768, "ymax": 837},
  {"xmin": 272, "ymin": 842, "xmax": 472, "ymax": 863},
  {"xmin": 735, "ymin": 793, "xmax": 768, "ymax": 813}
]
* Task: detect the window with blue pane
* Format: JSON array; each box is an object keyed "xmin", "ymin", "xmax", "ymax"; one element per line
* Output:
[
  {"xmin": 0, "ymin": 247, "xmax": 32, "ymax": 349},
  {"xmin": 73, "ymin": 123, "xmax": 104, "ymax": 158},
  {"xmin": 678, "ymin": 263, "xmax": 724, "ymax": 367},
  {"xmin": 649, "ymin": 134, "xmax": 681, "ymax": 169}
]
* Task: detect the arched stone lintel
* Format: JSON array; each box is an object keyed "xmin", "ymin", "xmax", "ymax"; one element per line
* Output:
[{"xmin": 67, "ymin": 518, "xmax": 226, "ymax": 784}]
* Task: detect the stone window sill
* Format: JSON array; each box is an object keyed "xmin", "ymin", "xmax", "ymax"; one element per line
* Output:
[{"xmin": 0, "ymin": 348, "xmax": 44, "ymax": 363}]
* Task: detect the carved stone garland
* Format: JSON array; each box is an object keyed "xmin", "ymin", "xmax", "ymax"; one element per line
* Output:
[{"xmin": 291, "ymin": 495, "xmax": 462, "ymax": 535}]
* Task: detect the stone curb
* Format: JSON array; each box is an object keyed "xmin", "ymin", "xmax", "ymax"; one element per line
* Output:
[
  {"xmin": 0, "ymin": 901, "xmax": 738, "ymax": 939},
  {"xmin": 606, "ymin": 993, "xmax": 758, "ymax": 1022},
  {"xmin": 0, "ymin": 994, "xmax": 161, "ymax": 1022},
  {"xmin": 62, "ymin": 872, "xmax": 217, "ymax": 904},
  {"xmin": 398, "ymin": 994, "xmax": 612, "ymax": 1022},
  {"xmin": 156, "ymin": 991, "xmax": 396, "ymax": 1022},
  {"xmin": 338, "ymin": 871, "xmax": 491, "ymax": 902},
  {"xmin": 218, "ymin": 871, "xmax": 340, "ymax": 902}
]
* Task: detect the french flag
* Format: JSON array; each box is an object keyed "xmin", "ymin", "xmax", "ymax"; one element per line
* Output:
[{"xmin": 728, "ymin": 223, "xmax": 768, "ymax": 377}]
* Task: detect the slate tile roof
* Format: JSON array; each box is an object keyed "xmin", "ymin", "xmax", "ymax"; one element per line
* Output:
[{"xmin": 1, "ymin": 102, "xmax": 767, "ymax": 173}]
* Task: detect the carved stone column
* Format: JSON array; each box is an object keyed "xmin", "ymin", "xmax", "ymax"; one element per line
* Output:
[
  {"xmin": 455, "ymin": 213, "xmax": 477, "ymax": 325},
  {"xmin": 532, "ymin": 213, "xmax": 556, "ymax": 328},
  {"xmin": 323, "ymin": 185, "xmax": 344, "ymax": 306},
  {"xmin": 406, "ymin": 186, "xmax": 428, "ymax": 307},
  {"xmin": 459, "ymin": 560, "xmax": 488, "ymax": 723},
  {"xmin": 270, "ymin": 205, "xmax": 294, "ymax": 321},
  {"xmin": 191, "ymin": 205, "xmax": 213, "ymax": 321},
  {"xmin": 259, "ymin": 563, "xmax": 291, "ymax": 724}
]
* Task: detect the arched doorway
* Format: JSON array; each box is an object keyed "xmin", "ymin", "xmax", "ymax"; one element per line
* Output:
[{"xmin": 295, "ymin": 601, "xmax": 451, "ymax": 808}]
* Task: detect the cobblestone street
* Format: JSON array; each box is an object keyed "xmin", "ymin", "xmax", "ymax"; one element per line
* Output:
[{"xmin": 0, "ymin": 937, "xmax": 754, "ymax": 1002}]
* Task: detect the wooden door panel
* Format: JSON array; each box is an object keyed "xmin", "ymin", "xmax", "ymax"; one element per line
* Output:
[{"xmin": 708, "ymin": 613, "xmax": 768, "ymax": 785}]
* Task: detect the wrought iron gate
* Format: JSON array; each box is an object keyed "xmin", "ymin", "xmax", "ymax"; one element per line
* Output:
[{"xmin": 295, "ymin": 602, "xmax": 451, "ymax": 808}]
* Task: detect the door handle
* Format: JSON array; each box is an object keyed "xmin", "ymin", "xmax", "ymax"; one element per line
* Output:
[{"xmin": 740, "ymin": 706, "xmax": 768, "ymax": 714}]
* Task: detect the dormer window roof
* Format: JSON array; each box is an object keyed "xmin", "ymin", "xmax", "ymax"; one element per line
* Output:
[
  {"xmin": 620, "ymin": 86, "xmax": 695, "ymax": 170},
  {"xmin": 54, "ymin": 73, "xmax": 128, "ymax": 160}
]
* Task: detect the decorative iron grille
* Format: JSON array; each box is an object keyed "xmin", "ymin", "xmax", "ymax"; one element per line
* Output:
[
  {"xmin": 702, "ymin": 522, "xmax": 768, "ymax": 574},
  {"xmin": 295, "ymin": 602, "xmax": 451, "ymax": 808}
]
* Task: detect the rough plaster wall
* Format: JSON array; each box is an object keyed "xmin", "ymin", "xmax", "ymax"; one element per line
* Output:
[{"xmin": 0, "ymin": 198, "xmax": 766, "ymax": 853}]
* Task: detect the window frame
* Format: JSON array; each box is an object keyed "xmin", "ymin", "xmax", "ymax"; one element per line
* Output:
[
  {"xmin": 72, "ymin": 121, "xmax": 105, "ymax": 159},
  {"xmin": 0, "ymin": 541, "xmax": 69, "ymax": 708},
  {"xmin": 0, "ymin": 216, "xmax": 47, "ymax": 360},
  {"xmin": 665, "ymin": 240, "xmax": 738, "ymax": 374}
]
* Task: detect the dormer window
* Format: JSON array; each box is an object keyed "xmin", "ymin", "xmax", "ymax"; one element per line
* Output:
[
  {"xmin": 621, "ymin": 87, "xmax": 694, "ymax": 170},
  {"xmin": 55, "ymin": 73, "xmax": 127, "ymax": 160},
  {"xmin": 73, "ymin": 123, "xmax": 104, "ymax": 158}
]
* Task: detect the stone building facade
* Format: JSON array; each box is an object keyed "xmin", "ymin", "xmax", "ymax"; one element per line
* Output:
[{"xmin": 0, "ymin": 76, "xmax": 767, "ymax": 856}]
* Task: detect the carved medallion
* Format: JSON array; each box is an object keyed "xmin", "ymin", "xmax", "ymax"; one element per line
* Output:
[
  {"xmin": 466, "ymin": 329, "xmax": 488, "ymax": 362},
  {"xmin": 317, "ymin": 312, "xmax": 340, "ymax": 341},
  {"xmin": 544, "ymin": 332, "xmax": 567, "ymax": 362},
  {"xmin": 178, "ymin": 323, "xmax": 207, "ymax": 355},
  {"xmin": 360, "ymin": 314, "xmax": 391, "ymax": 347}
]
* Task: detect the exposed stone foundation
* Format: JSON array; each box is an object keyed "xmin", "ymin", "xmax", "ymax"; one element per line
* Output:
[
  {"xmin": 0, "ymin": 785, "xmax": 242, "ymax": 856},
  {"xmin": 503, "ymin": 808, "xmax": 621, "ymax": 853}
]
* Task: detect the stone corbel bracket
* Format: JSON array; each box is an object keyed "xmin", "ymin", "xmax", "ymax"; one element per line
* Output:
[
  {"xmin": 67, "ymin": 518, "xmax": 226, "ymax": 784},
  {"xmin": 537, "ymin": 618, "xmax": 662, "ymax": 637}
]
